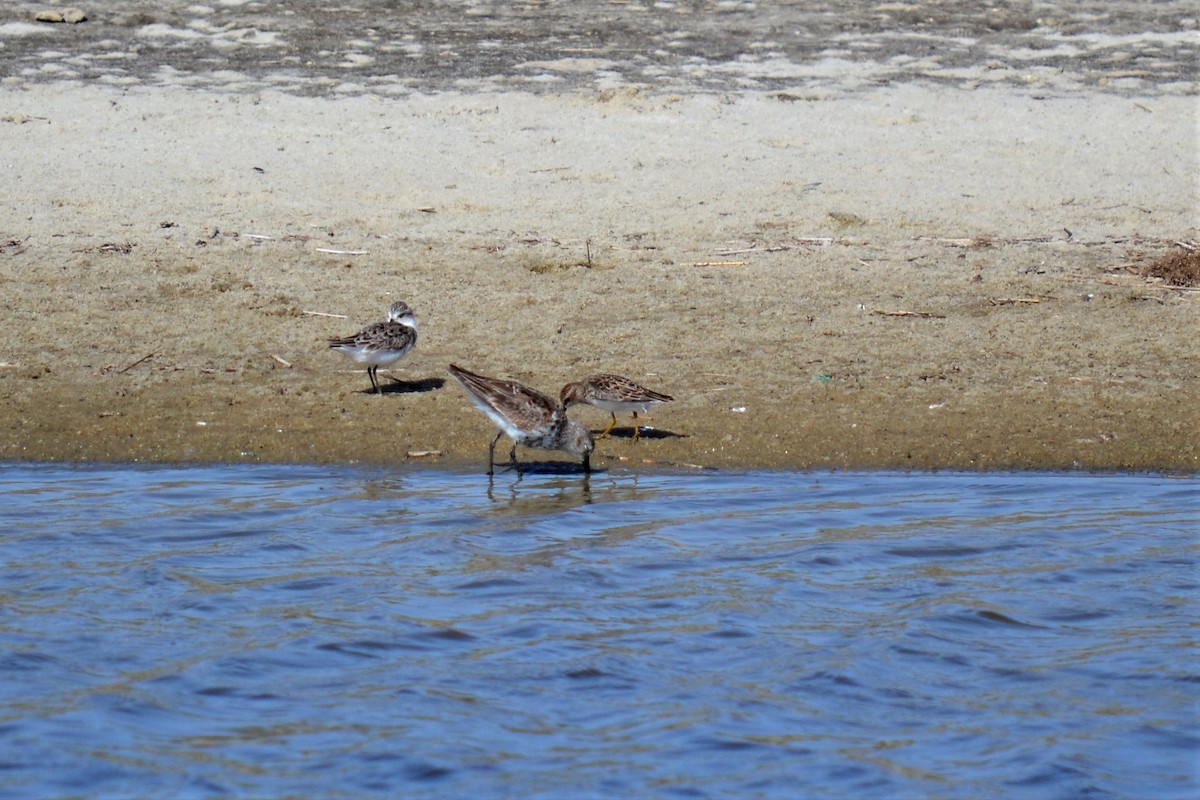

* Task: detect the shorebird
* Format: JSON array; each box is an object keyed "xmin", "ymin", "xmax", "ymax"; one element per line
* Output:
[
  {"xmin": 447, "ymin": 363, "xmax": 594, "ymax": 475},
  {"xmin": 328, "ymin": 300, "xmax": 417, "ymax": 395},
  {"xmin": 560, "ymin": 373, "xmax": 674, "ymax": 441}
]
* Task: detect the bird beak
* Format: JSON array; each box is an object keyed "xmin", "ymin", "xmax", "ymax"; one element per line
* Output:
[{"xmin": 582, "ymin": 453, "xmax": 591, "ymax": 474}]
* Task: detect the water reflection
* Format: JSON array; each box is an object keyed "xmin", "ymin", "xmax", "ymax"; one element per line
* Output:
[{"xmin": 485, "ymin": 469, "xmax": 594, "ymax": 507}]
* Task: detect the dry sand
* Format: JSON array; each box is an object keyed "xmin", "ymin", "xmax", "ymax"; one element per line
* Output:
[{"xmin": 1, "ymin": 4, "xmax": 1197, "ymax": 472}]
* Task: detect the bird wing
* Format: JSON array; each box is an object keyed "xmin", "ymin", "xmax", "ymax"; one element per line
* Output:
[{"xmin": 448, "ymin": 365, "xmax": 562, "ymax": 438}]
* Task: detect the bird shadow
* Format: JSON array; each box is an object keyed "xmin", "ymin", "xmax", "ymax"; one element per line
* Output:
[
  {"xmin": 366, "ymin": 376, "xmax": 445, "ymax": 395},
  {"xmin": 597, "ymin": 427, "xmax": 685, "ymax": 441},
  {"xmin": 497, "ymin": 460, "xmax": 601, "ymax": 477}
]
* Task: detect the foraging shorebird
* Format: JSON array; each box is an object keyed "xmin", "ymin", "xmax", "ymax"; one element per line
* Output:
[
  {"xmin": 560, "ymin": 373, "xmax": 674, "ymax": 441},
  {"xmin": 447, "ymin": 363, "xmax": 594, "ymax": 475}
]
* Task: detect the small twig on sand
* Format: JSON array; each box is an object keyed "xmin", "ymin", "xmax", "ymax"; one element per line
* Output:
[
  {"xmin": 1069, "ymin": 376, "xmax": 1128, "ymax": 385},
  {"xmin": 118, "ymin": 351, "xmax": 157, "ymax": 374},
  {"xmin": 270, "ymin": 354, "xmax": 292, "ymax": 368},
  {"xmin": 693, "ymin": 260, "xmax": 750, "ymax": 267},
  {"xmin": 919, "ymin": 236, "xmax": 997, "ymax": 248},
  {"xmin": 871, "ymin": 309, "xmax": 946, "ymax": 319},
  {"xmin": 406, "ymin": 450, "xmax": 445, "ymax": 459},
  {"xmin": 715, "ymin": 239, "xmax": 832, "ymax": 255},
  {"xmin": 989, "ymin": 297, "xmax": 1047, "ymax": 306},
  {"xmin": 315, "ymin": 248, "xmax": 368, "ymax": 255},
  {"xmin": 302, "ymin": 310, "xmax": 349, "ymax": 319}
]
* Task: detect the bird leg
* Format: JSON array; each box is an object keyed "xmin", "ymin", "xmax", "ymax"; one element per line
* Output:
[
  {"xmin": 487, "ymin": 431, "xmax": 503, "ymax": 476},
  {"xmin": 631, "ymin": 411, "xmax": 641, "ymax": 442},
  {"xmin": 509, "ymin": 443, "xmax": 520, "ymax": 475},
  {"xmin": 367, "ymin": 366, "xmax": 381, "ymax": 395},
  {"xmin": 597, "ymin": 412, "xmax": 618, "ymax": 440}
]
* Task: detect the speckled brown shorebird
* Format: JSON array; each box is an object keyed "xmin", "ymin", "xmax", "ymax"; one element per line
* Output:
[
  {"xmin": 327, "ymin": 300, "xmax": 418, "ymax": 394},
  {"xmin": 448, "ymin": 364, "xmax": 594, "ymax": 475},
  {"xmin": 560, "ymin": 373, "xmax": 674, "ymax": 441}
]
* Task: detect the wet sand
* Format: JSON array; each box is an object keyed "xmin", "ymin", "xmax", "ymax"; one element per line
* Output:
[{"xmin": 1, "ymin": 4, "xmax": 1197, "ymax": 471}]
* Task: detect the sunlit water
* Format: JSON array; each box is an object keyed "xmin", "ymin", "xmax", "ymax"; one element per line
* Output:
[{"xmin": 0, "ymin": 464, "xmax": 1196, "ymax": 799}]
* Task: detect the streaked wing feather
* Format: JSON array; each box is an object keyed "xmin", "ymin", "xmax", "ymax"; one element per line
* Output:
[
  {"xmin": 590, "ymin": 373, "xmax": 673, "ymax": 404},
  {"xmin": 363, "ymin": 322, "xmax": 416, "ymax": 352},
  {"xmin": 449, "ymin": 365, "xmax": 560, "ymax": 441}
]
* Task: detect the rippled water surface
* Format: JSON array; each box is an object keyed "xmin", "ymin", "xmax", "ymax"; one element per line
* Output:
[{"xmin": 1, "ymin": 464, "xmax": 1196, "ymax": 798}]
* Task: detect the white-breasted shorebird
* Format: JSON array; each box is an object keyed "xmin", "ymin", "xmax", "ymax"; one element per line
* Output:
[
  {"xmin": 328, "ymin": 300, "xmax": 418, "ymax": 395},
  {"xmin": 560, "ymin": 373, "xmax": 674, "ymax": 441},
  {"xmin": 448, "ymin": 364, "xmax": 594, "ymax": 475}
]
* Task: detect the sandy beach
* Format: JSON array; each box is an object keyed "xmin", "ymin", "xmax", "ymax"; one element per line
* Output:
[{"xmin": 1, "ymin": 2, "xmax": 1197, "ymax": 471}]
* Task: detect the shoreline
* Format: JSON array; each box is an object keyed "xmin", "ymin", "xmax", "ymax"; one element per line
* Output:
[{"xmin": 1, "ymin": 81, "xmax": 1197, "ymax": 473}]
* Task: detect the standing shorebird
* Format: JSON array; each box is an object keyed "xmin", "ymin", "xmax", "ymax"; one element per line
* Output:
[
  {"xmin": 447, "ymin": 364, "xmax": 594, "ymax": 475},
  {"xmin": 327, "ymin": 300, "xmax": 418, "ymax": 395},
  {"xmin": 560, "ymin": 373, "xmax": 674, "ymax": 441}
]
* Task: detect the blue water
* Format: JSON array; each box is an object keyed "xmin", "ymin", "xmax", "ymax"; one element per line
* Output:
[{"xmin": 0, "ymin": 464, "xmax": 1196, "ymax": 799}]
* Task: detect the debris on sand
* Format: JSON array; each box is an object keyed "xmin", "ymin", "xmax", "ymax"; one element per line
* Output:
[{"xmin": 1141, "ymin": 245, "xmax": 1200, "ymax": 287}]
